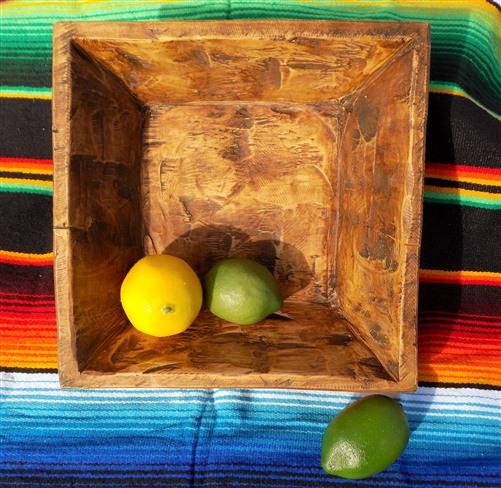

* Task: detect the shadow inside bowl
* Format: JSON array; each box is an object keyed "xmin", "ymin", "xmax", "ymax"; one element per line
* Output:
[{"xmin": 163, "ymin": 224, "xmax": 314, "ymax": 300}]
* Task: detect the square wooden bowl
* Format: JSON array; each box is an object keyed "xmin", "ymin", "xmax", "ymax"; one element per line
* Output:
[{"xmin": 53, "ymin": 20, "xmax": 429, "ymax": 390}]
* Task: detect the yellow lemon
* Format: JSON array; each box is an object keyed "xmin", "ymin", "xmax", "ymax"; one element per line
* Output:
[{"xmin": 120, "ymin": 255, "xmax": 202, "ymax": 337}]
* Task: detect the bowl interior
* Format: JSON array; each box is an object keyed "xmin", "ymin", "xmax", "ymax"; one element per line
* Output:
[{"xmin": 53, "ymin": 21, "xmax": 427, "ymax": 389}]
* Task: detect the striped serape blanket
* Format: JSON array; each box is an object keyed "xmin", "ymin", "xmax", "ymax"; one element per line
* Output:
[{"xmin": 1, "ymin": 1, "xmax": 500, "ymax": 487}]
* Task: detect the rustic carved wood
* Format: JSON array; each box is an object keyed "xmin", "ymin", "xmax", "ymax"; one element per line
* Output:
[{"xmin": 53, "ymin": 20, "xmax": 429, "ymax": 390}]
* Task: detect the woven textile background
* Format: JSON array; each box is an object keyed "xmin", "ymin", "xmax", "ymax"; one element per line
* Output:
[{"xmin": 1, "ymin": 1, "xmax": 500, "ymax": 487}]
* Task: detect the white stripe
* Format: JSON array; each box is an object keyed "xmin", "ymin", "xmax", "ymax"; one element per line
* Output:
[
  {"xmin": 1, "ymin": 397, "xmax": 499, "ymax": 419},
  {"xmin": 2, "ymin": 372, "xmax": 500, "ymax": 406},
  {"xmin": 2, "ymin": 388, "xmax": 499, "ymax": 411}
]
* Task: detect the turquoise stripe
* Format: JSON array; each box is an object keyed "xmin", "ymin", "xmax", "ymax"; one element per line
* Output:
[
  {"xmin": 0, "ymin": 187, "xmax": 53, "ymax": 196},
  {"xmin": 425, "ymin": 195, "xmax": 500, "ymax": 209},
  {"xmin": 3, "ymin": 420, "xmax": 498, "ymax": 442}
]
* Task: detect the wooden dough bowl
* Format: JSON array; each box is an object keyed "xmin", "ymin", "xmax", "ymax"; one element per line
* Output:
[{"xmin": 53, "ymin": 20, "xmax": 429, "ymax": 390}]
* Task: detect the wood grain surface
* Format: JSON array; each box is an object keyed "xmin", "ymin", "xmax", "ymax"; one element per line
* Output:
[{"xmin": 52, "ymin": 20, "xmax": 429, "ymax": 390}]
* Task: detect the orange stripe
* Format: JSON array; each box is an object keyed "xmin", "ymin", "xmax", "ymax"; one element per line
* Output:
[
  {"xmin": 0, "ymin": 333, "xmax": 57, "ymax": 340},
  {"xmin": 0, "ymin": 350, "xmax": 58, "ymax": 358},
  {"xmin": 0, "ymin": 357, "xmax": 57, "ymax": 369},
  {"xmin": 419, "ymin": 365, "xmax": 501, "ymax": 376},
  {"xmin": 419, "ymin": 362, "xmax": 501, "ymax": 373},
  {"xmin": 0, "ymin": 250, "xmax": 53, "ymax": 266},
  {"xmin": 0, "ymin": 336, "xmax": 57, "ymax": 343},
  {"xmin": 419, "ymin": 269, "xmax": 501, "ymax": 286},
  {"xmin": 1, "ymin": 343, "xmax": 57, "ymax": 350},
  {"xmin": 418, "ymin": 372, "xmax": 501, "ymax": 385},
  {"xmin": 0, "ymin": 165, "xmax": 53, "ymax": 176},
  {"xmin": 0, "ymin": 157, "xmax": 53, "ymax": 174}
]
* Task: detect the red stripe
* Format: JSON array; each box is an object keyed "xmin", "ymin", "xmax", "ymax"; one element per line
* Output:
[
  {"xmin": 1, "ymin": 332, "xmax": 57, "ymax": 338},
  {"xmin": 0, "ymin": 156, "xmax": 53, "ymax": 166},
  {"xmin": 421, "ymin": 277, "xmax": 501, "ymax": 286},
  {"xmin": 419, "ymin": 333, "xmax": 501, "ymax": 344},
  {"xmin": 420, "ymin": 318, "xmax": 501, "ymax": 328},
  {"xmin": 0, "ymin": 306, "xmax": 55, "ymax": 317},
  {"xmin": 0, "ymin": 304, "xmax": 56, "ymax": 316},
  {"xmin": 419, "ymin": 342, "xmax": 501, "ymax": 351},
  {"xmin": 421, "ymin": 330, "xmax": 501, "ymax": 340},
  {"xmin": 419, "ymin": 323, "xmax": 500, "ymax": 334},
  {"xmin": 0, "ymin": 299, "xmax": 55, "ymax": 307},
  {"xmin": 0, "ymin": 326, "xmax": 56, "ymax": 332},
  {"xmin": 421, "ymin": 350, "xmax": 500, "ymax": 357},
  {"xmin": 426, "ymin": 163, "xmax": 501, "ymax": 176},
  {"xmin": 0, "ymin": 291, "xmax": 54, "ymax": 297},
  {"xmin": 0, "ymin": 319, "xmax": 55, "ymax": 325},
  {"xmin": 420, "ymin": 345, "xmax": 500, "ymax": 354},
  {"xmin": 420, "ymin": 332, "xmax": 500, "ymax": 343}
]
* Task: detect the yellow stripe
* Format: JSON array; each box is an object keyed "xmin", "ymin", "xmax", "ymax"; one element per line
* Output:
[
  {"xmin": 429, "ymin": 85, "xmax": 501, "ymax": 121},
  {"xmin": 0, "ymin": 165, "xmax": 53, "ymax": 176},
  {"xmin": 0, "ymin": 90, "xmax": 52, "ymax": 101},
  {"xmin": 424, "ymin": 185, "xmax": 501, "ymax": 200},
  {"xmin": 0, "ymin": 177, "xmax": 53, "ymax": 189},
  {"xmin": 2, "ymin": 0, "xmax": 500, "ymax": 24},
  {"xmin": 2, "ymin": 0, "xmax": 178, "ymax": 11},
  {"xmin": 425, "ymin": 173, "xmax": 501, "ymax": 187},
  {"xmin": 297, "ymin": 0, "xmax": 501, "ymax": 24}
]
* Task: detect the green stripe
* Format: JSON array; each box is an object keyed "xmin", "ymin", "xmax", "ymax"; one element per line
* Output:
[
  {"xmin": 0, "ymin": 185, "xmax": 53, "ymax": 196},
  {"xmin": 424, "ymin": 191, "xmax": 501, "ymax": 210},
  {"xmin": 0, "ymin": 86, "xmax": 52, "ymax": 97},
  {"xmin": 0, "ymin": 0, "xmax": 499, "ymax": 113}
]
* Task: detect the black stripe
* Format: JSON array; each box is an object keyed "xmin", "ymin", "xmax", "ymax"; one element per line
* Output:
[
  {"xmin": 0, "ymin": 477, "xmax": 190, "ymax": 487},
  {"xmin": 420, "ymin": 202, "xmax": 501, "ymax": 272},
  {"xmin": 0, "ymin": 192, "xmax": 52, "ymax": 254},
  {"xmin": 3, "ymin": 462, "xmax": 501, "ymax": 481},
  {"xmin": 3, "ymin": 467, "xmax": 501, "ymax": 481},
  {"xmin": 0, "ymin": 367, "xmax": 58, "ymax": 374},
  {"xmin": 419, "ymin": 311, "xmax": 501, "ymax": 323},
  {"xmin": 1, "ymin": 93, "xmax": 499, "ymax": 167},
  {"xmin": 419, "ymin": 284, "xmax": 501, "ymax": 316},
  {"xmin": 0, "ymin": 474, "xmax": 499, "ymax": 488},
  {"xmin": 0, "ymin": 98, "xmax": 52, "ymax": 159},
  {"xmin": 419, "ymin": 381, "xmax": 501, "ymax": 391},
  {"xmin": 426, "ymin": 93, "xmax": 501, "ymax": 168},
  {"xmin": 0, "ymin": 264, "xmax": 54, "ymax": 294},
  {"xmin": 0, "ymin": 171, "xmax": 52, "ymax": 181},
  {"xmin": 425, "ymin": 177, "xmax": 501, "ymax": 194}
]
